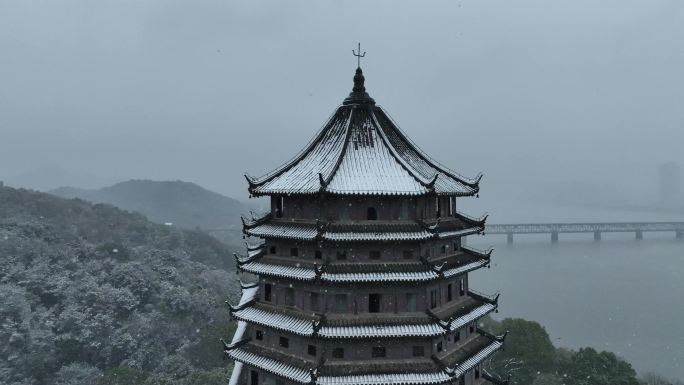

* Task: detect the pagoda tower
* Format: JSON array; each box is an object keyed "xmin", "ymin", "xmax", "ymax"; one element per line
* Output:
[{"xmin": 224, "ymin": 64, "xmax": 507, "ymax": 385}]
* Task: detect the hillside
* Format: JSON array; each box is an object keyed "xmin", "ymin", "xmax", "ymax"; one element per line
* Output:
[
  {"xmin": 50, "ymin": 180, "xmax": 247, "ymax": 237},
  {"xmin": 0, "ymin": 185, "xmax": 238, "ymax": 385}
]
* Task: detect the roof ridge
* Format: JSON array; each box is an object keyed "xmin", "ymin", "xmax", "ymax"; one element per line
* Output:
[
  {"xmin": 248, "ymin": 107, "xmax": 345, "ymax": 189},
  {"xmin": 369, "ymin": 108, "xmax": 435, "ymax": 189},
  {"xmin": 375, "ymin": 107, "xmax": 482, "ymax": 188},
  {"xmin": 319, "ymin": 108, "xmax": 354, "ymax": 191}
]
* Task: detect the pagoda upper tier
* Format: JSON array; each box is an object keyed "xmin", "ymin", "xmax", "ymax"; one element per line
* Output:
[{"xmin": 246, "ymin": 68, "xmax": 481, "ymax": 197}]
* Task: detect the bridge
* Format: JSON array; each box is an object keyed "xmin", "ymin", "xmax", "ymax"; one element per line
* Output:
[{"xmin": 486, "ymin": 222, "xmax": 684, "ymax": 243}]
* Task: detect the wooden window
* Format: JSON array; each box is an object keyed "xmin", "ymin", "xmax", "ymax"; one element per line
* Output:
[
  {"xmin": 279, "ymin": 336, "xmax": 289, "ymax": 348},
  {"xmin": 284, "ymin": 288, "xmax": 294, "ymax": 306},
  {"xmin": 400, "ymin": 199, "xmax": 409, "ymax": 219},
  {"xmin": 310, "ymin": 292, "xmax": 320, "ymax": 311},
  {"xmin": 269, "ymin": 246, "xmax": 276, "ymax": 254},
  {"xmin": 447, "ymin": 284, "xmax": 453, "ymax": 302},
  {"xmin": 369, "ymin": 293, "xmax": 381, "ymax": 313},
  {"xmin": 405, "ymin": 293, "xmax": 417, "ymax": 312},
  {"xmin": 264, "ymin": 284, "xmax": 272, "ymax": 302},
  {"xmin": 255, "ymin": 330, "xmax": 263, "ymax": 340},
  {"xmin": 436, "ymin": 341, "xmax": 443, "ymax": 352},
  {"xmin": 315, "ymin": 250, "xmax": 322, "ymax": 259},
  {"xmin": 441, "ymin": 245, "xmax": 447, "ymax": 255},
  {"xmin": 475, "ymin": 365, "xmax": 480, "ymax": 379},
  {"xmin": 454, "ymin": 330, "xmax": 461, "ymax": 341},
  {"xmin": 251, "ymin": 370, "xmax": 259, "ymax": 385},
  {"xmin": 275, "ymin": 196, "xmax": 284, "ymax": 218},
  {"xmin": 460, "ymin": 279, "xmax": 465, "ymax": 296},
  {"xmin": 308, "ymin": 344, "xmax": 317, "ymax": 356},
  {"xmin": 367, "ymin": 207, "xmax": 378, "ymax": 220},
  {"xmin": 469, "ymin": 323, "xmax": 475, "ymax": 334},
  {"xmin": 290, "ymin": 247, "xmax": 298, "ymax": 257},
  {"xmin": 334, "ymin": 294, "xmax": 347, "ymax": 312},
  {"xmin": 412, "ymin": 346, "xmax": 424, "ymax": 357},
  {"xmin": 430, "ymin": 290, "xmax": 437, "ymax": 309},
  {"xmin": 369, "ymin": 251, "xmax": 381, "ymax": 260},
  {"xmin": 371, "ymin": 346, "xmax": 386, "ymax": 358},
  {"xmin": 332, "ymin": 348, "xmax": 344, "ymax": 359}
]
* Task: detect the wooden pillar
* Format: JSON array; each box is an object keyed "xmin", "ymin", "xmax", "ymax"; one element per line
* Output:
[
  {"xmin": 593, "ymin": 231, "xmax": 601, "ymax": 241},
  {"xmin": 507, "ymin": 233, "xmax": 514, "ymax": 245},
  {"xmin": 635, "ymin": 230, "xmax": 643, "ymax": 240},
  {"xmin": 551, "ymin": 232, "xmax": 559, "ymax": 243}
]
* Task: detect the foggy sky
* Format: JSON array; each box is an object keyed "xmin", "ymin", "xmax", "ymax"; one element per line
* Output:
[{"xmin": 1, "ymin": 0, "xmax": 683, "ymax": 202}]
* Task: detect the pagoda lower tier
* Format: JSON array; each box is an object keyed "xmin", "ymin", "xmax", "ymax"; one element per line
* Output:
[
  {"xmin": 228, "ymin": 282, "xmax": 498, "ymax": 339},
  {"xmin": 225, "ymin": 283, "xmax": 505, "ymax": 385}
]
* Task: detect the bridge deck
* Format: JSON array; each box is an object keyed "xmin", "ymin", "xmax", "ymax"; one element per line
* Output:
[{"xmin": 486, "ymin": 222, "xmax": 684, "ymax": 234}]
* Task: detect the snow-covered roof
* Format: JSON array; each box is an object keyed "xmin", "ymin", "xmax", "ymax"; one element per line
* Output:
[
  {"xmin": 246, "ymin": 68, "xmax": 480, "ymax": 197},
  {"xmin": 230, "ymin": 290, "xmax": 497, "ymax": 339},
  {"xmin": 226, "ymin": 336, "xmax": 503, "ymax": 385},
  {"xmin": 236, "ymin": 283, "xmax": 259, "ymax": 308},
  {"xmin": 242, "ymin": 214, "xmax": 486, "ymax": 243},
  {"xmin": 228, "ymin": 362, "xmax": 244, "ymax": 385},
  {"xmin": 229, "ymin": 347, "xmax": 312, "ymax": 384},
  {"xmin": 445, "ymin": 340, "xmax": 503, "ymax": 378},
  {"xmin": 239, "ymin": 258, "xmax": 488, "ymax": 283},
  {"xmin": 235, "ymin": 245, "xmax": 491, "ymax": 283}
]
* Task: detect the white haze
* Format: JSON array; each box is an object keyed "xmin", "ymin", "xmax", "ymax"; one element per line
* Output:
[{"xmin": 1, "ymin": 0, "xmax": 683, "ymax": 205}]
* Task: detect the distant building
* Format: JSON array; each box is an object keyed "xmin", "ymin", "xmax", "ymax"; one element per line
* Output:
[
  {"xmin": 659, "ymin": 162, "xmax": 681, "ymax": 207},
  {"xmin": 224, "ymin": 65, "xmax": 506, "ymax": 385}
]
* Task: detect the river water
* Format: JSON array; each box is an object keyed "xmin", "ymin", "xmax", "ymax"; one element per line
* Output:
[{"xmin": 463, "ymin": 199, "xmax": 684, "ymax": 379}]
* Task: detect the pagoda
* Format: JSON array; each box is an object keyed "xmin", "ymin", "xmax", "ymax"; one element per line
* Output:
[{"xmin": 224, "ymin": 59, "xmax": 507, "ymax": 385}]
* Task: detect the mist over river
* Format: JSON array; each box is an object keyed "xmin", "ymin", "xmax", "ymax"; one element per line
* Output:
[{"xmin": 465, "ymin": 199, "xmax": 684, "ymax": 379}]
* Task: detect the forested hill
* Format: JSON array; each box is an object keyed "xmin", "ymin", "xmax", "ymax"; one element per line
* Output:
[
  {"xmin": 0, "ymin": 185, "xmax": 238, "ymax": 385},
  {"xmin": 50, "ymin": 180, "xmax": 247, "ymax": 232}
]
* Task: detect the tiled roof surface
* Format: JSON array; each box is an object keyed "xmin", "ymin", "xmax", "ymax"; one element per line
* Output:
[
  {"xmin": 247, "ymin": 98, "xmax": 480, "ymax": 197},
  {"xmin": 227, "ymin": 335, "xmax": 503, "ymax": 385},
  {"xmin": 237, "ymin": 247, "xmax": 490, "ymax": 283},
  {"xmin": 243, "ymin": 216, "xmax": 485, "ymax": 242},
  {"xmin": 230, "ymin": 289, "xmax": 497, "ymax": 339}
]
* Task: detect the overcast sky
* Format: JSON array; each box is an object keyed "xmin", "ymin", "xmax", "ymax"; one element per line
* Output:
[{"xmin": 1, "ymin": 0, "xmax": 683, "ymax": 202}]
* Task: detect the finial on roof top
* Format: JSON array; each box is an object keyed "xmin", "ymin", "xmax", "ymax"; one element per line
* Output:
[
  {"xmin": 352, "ymin": 42, "xmax": 366, "ymax": 68},
  {"xmin": 344, "ymin": 43, "xmax": 375, "ymax": 106}
]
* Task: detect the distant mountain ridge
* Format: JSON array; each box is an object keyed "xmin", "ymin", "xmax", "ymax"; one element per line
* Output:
[{"xmin": 50, "ymin": 180, "xmax": 248, "ymax": 232}]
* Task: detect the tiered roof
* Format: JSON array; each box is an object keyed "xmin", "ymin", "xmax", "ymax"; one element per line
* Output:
[
  {"xmin": 241, "ymin": 212, "xmax": 487, "ymax": 243},
  {"xmin": 226, "ymin": 336, "xmax": 503, "ymax": 385},
  {"xmin": 245, "ymin": 68, "xmax": 481, "ymax": 198},
  {"xmin": 224, "ymin": 285, "xmax": 505, "ymax": 385},
  {"xmin": 228, "ymin": 283, "xmax": 498, "ymax": 339},
  {"xmin": 234, "ymin": 246, "xmax": 492, "ymax": 284},
  {"xmin": 227, "ymin": 66, "xmax": 504, "ymax": 385}
]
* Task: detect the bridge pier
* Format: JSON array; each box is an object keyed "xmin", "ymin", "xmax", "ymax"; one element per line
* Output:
[
  {"xmin": 635, "ymin": 230, "xmax": 643, "ymax": 240},
  {"xmin": 593, "ymin": 231, "xmax": 601, "ymax": 241},
  {"xmin": 551, "ymin": 232, "xmax": 559, "ymax": 244},
  {"xmin": 676, "ymin": 230, "xmax": 683, "ymax": 240},
  {"xmin": 507, "ymin": 233, "xmax": 514, "ymax": 245}
]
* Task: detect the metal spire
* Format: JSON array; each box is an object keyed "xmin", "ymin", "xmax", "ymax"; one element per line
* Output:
[{"xmin": 352, "ymin": 42, "xmax": 366, "ymax": 68}]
